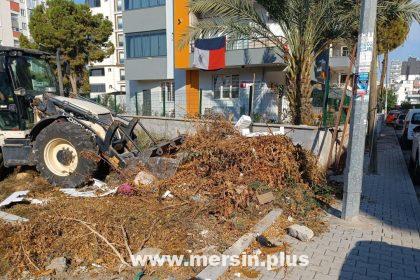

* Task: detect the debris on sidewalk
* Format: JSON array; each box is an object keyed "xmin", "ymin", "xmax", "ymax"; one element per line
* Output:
[
  {"xmin": 134, "ymin": 171, "xmax": 157, "ymax": 187},
  {"xmin": 60, "ymin": 180, "xmax": 117, "ymax": 198},
  {"xmin": 45, "ymin": 257, "xmax": 68, "ymax": 273},
  {"xmin": 0, "ymin": 191, "xmax": 29, "ymax": 208},
  {"xmin": 234, "ymin": 115, "xmax": 285, "ymax": 137},
  {"xmin": 0, "ymin": 211, "xmax": 28, "ymax": 223},
  {"xmin": 287, "ymin": 224, "xmax": 314, "ymax": 241},
  {"xmin": 162, "ymin": 190, "xmax": 174, "ymax": 199},
  {"xmin": 0, "ymin": 118, "xmax": 333, "ymax": 279},
  {"xmin": 15, "ymin": 172, "xmax": 33, "ymax": 181},
  {"xmin": 117, "ymin": 183, "xmax": 136, "ymax": 196},
  {"xmin": 256, "ymin": 191, "xmax": 275, "ymax": 205}
]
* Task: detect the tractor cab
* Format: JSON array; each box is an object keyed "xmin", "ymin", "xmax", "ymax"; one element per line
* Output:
[{"xmin": 0, "ymin": 46, "xmax": 57, "ymax": 132}]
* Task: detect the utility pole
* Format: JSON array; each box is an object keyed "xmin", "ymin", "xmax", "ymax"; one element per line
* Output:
[
  {"xmin": 342, "ymin": 0, "xmax": 378, "ymax": 220},
  {"xmin": 56, "ymin": 48, "xmax": 64, "ymax": 96}
]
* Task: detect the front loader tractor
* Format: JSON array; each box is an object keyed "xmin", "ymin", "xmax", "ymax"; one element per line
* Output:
[{"xmin": 0, "ymin": 47, "xmax": 183, "ymax": 188}]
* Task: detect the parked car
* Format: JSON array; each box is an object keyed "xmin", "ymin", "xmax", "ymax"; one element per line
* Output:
[
  {"xmin": 386, "ymin": 110, "xmax": 401, "ymax": 125},
  {"xmin": 410, "ymin": 126, "xmax": 420, "ymax": 183},
  {"xmin": 402, "ymin": 109, "xmax": 420, "ymax": 148},
  {"xmin": 393, "ymin": 113, "xmax": 406, "ymax": 130}
]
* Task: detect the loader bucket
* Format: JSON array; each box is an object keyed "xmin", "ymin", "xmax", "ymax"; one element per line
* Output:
[{"xmin": 126, "ymin": 135, "xmax": 185, "ymax": 179}]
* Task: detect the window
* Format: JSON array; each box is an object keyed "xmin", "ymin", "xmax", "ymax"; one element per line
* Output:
[
  {"xmin": 126, "ymin": 30, "xmax": 166, "ymax": 58},
  {"xmin": 116, "ymin": 0, "xmax": 122, "ymax": 11},
  {"xmin": 90, "ymin": 83, "xmax": 106, "ymax": 93},
  {"xmin": 120, "ymin": 69, "xmax": 125, "ymax": 80},
  {"xmin": 86, "ymin": 0, "xmax": 101, "ymax": 7},
  {"xmin": 213, "ymin": 75, "xmax": 239, "ymax": 99},
  {"xmin": 22, "ymin": 22, "xmax": 27, "ymax": 30},
  {"xmin": 161, "ymin": 82, "xmax": 174, "ymax": 102},
  {"xmin": 118, "ymin": 51, "xmax": 125, "ymax": 64},
  {"xmin": 124, "ymin": 0, "xmax": 165, "ymax": 10},
  {"xmin": 20, "ymin": 9, "xmax": 25, "ymax": 16},
  {"xmin": 13, "ymin": 40, "xmax": 19, "ymax": 47},
  {"xmin": 339, "ymin": 73, "xmax": 348, "ymax": 85},
  {"xmin": 90, "ymin": 68, "xmax": 105, "ymax": 76},
  {"xmin": 117, "ymin": 16, "xmax": 123, "ymax": 30},
  {"xmin": 11, "ymin": 14, "xmax": 19, "ymax": 31},
  {"xmin": 412, "ymin": 113, "xmax": 420, "ymax": 125},
  {"xmin": 120, "ymin": 85, "xmax": 126, "ymax": 92},
  {"xmin": 341, "ymin": 46, "xmax": 349, "ymax": 57},
  {"xmin": 117, "ymin": 33, "xmax": 124, "ymax": 47}
]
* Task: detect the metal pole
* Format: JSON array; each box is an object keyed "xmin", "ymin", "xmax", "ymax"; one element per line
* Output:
[
  {"xmin": 342, "ymin": 0, "xmax": 377, "ymax": 220},
  {"xmin": 163, "ymin": 88, "xmax": 166, "ymax": 117},
  {"xmin": 114, "ymin": 93, "xmax": 117, "ymax": 113},
  {"xmin": 199, "ymin": 89, "xmax": 203, "ymax": 118},
  {"xmin": 56, "ymin": 48, "xmax": 64, "ymax": 96},
  {"xmin": 322, "ymin": 66, "xmax": 331, "ymax": 127},
  {"xmin": 135, "ymin": 92, "xmax": 139, "ymax": 116}
]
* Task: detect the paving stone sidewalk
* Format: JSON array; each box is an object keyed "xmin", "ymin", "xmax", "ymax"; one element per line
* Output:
[{"xmin": 237, "ymin": 126, "xmax": 420, "ymax": 280}]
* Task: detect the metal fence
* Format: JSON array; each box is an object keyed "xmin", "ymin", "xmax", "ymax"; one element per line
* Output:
[
  {"xmin": 94, "ymin": 85, "xmax": 351, "ymax": 127},
  {"xmin": 127, "ymin": 87, "xmax": 282, "ymax": 123}
]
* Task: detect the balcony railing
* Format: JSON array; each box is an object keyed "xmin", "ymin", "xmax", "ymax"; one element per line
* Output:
[{"xmin": 189, "ymin": 36, "xmax": 286, "ymax": 53}]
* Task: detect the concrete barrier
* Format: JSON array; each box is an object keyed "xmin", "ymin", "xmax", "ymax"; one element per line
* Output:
[{"xmin": 122, "ymin": 115, "xmax": 346, "ymax": 169}]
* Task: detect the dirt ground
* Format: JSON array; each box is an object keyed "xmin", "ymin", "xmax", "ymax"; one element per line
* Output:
[{"xmin": 0, "ymin": 119, "xmax": 337, "ymax": 280}]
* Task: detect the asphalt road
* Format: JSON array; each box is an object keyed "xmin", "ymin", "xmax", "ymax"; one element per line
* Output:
[{"xmin": 394, "ymin": 127, "xmax": 420, "ymax": 202}]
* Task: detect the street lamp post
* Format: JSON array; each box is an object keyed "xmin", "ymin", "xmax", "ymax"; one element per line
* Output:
[{"xmin": 342, "ymin": 0, "xmax": 378, "ymax": 220}]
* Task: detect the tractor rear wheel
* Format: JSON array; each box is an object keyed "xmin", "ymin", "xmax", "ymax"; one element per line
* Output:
[{"xmin": 35, "ymin": 121, "xmax": 99, "ymax": 188}]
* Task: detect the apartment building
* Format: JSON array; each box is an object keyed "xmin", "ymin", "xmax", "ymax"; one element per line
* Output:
[
  {"xmin": 86, "ymin": 0, "xmax": 126, "ymax": 103},
  {"xmin": 390, "ymin": 60, "xmax": 402, "ymax": 85},
  {"xmin": 122, "ymin": 1, "xmax": 353, "ymax": 121},
  {"xmin": 394, "ymin": 57, "xmax": 420, "ymax": 105},
  {"xmin": 0, "ymin": 0, "xmax": 45, "ymax": 47},
  {"xmin": 123, "ymin": 0, "xmax": 287, "ymax": 121},
  {"xmin": 329, "ymin": 42, "xmax": 351, "ymax": 88}
]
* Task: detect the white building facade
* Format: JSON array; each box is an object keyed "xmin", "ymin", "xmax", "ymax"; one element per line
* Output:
[
  {"xmin": 393, "ymin": 57, "xmax": 420, "ymax": 105},
  {"xmin": 0, "ymin": 0, "xmax": 45, "ymax": 47},
  {"xmin": 86, "ymin": 0, "xmax": 126, "ymax": 106}
]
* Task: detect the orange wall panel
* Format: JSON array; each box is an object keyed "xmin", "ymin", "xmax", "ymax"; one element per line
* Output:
[
  {"xmin": 13, "ymin": 31, "xmax": 21, "ymax": 38},
  {"xmin": 186, "ymin": 70, "xmax": 199, "ymax": 116},
  {"xmin": 10, "ymin": 1, "xmax": 20, "ymax": 12},
  {"xmin": 174, "ymin": 0, "xmax": 190, "ymax": 69}
]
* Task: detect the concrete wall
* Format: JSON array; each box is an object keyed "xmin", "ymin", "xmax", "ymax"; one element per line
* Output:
[{"xmin": 123, "ymin": 115, "xmax": 345, "ymax": 169}]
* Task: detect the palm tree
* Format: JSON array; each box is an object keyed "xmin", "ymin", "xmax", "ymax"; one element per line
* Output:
[
  {"xmin": 182, "ymin": 0, "xmax": 420, "ymax": 125},
  {"xmin": 377, "ymin": 17, "xmax": 410, "ymax": 111},
  {"xmin": 184, "ymin": 0, "xmax": 346, "ymax": 125}
]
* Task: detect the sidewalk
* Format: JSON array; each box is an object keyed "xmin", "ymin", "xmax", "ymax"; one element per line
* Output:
[{"xmin": 245, "ymin": 126, "xmax": 420, "ymax": 279}]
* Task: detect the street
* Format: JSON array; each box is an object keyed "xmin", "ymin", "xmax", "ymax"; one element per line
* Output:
[{"xmin": 394, "ymin": 127, "xmax": 420, "ymax": 201}]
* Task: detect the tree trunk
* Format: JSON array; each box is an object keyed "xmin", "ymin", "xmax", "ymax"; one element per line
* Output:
[
  {"xmin": 286, "ymin": 56, "xmax": 314, "ymax": 125},
  {"xmin": 367, "ymin": 40, "xmax": 378, "ymax": 150},
  {"xmin": 378, "ymin": 51, "xmax": 389, "ymax": 112},
  {"xmin": 277, "ymin": 90, "xmax": 283, "ymax": 123},
  {"xmin": 69, "ymin": 72, "xmax": 78, "ymax": 97}
]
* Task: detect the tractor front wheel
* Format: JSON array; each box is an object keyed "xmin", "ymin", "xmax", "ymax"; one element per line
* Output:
[{"xmin": 35, "ymin": 121, "xmax": 99, "ymax": 188}]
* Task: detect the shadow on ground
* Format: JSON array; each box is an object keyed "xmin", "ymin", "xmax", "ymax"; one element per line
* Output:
[{"xmin": 339, "ymin": 241, "xmax": 420, "ymax": 279}]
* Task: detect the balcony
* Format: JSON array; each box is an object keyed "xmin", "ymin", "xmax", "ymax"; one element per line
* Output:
[
  {"xmin": 189, "ymin": 37, "xmax": 286, "ymax": 68},
  {"xmin": 330, "ymin": 55, "xmax": 351, "ymax": 70}
]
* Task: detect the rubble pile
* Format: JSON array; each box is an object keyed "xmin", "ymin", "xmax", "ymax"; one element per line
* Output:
[
  {"xmin": 154, "ymin": 118, "xmax": 330, "ymax": 219},
  {"xmin": 0, "ymin": 118, "xmax": 334, "ymax": 278}
]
